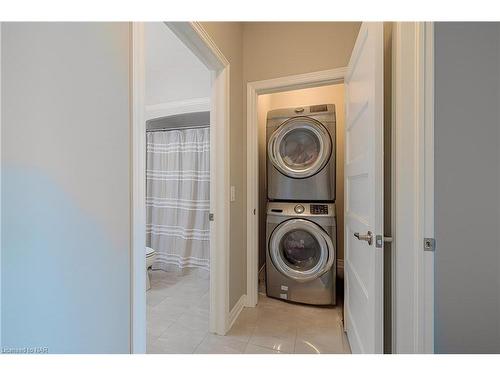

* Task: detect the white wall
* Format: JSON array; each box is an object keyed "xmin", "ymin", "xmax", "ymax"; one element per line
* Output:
[
  {"xmin": 434, "ymin": 22, "xmax": 500, "ymax": 353},
  {"xmin": 145, "ymin": 22, "xmax": 210, "ymax": 114},
  {"xmin": 1, "ymin": 23, "xmax": 131, "ymax": 353},
  {"xmin": 257, "ymin": 84, "xmax": 345, "ymax": 266}
]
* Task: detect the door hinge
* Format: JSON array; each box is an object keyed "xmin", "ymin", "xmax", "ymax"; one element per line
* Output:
[
  {"xmin": 424, "ymin": 238, "xmax": 435, "ymax": 252},
  {"xmin": 209, "ymin": 213, "xmax": 214, "ymax": 222},
  {"xmin": 253, "ymin": 208, "xmax": 256, "ymax": 215},
  {"xmin": 375, "ymin": 235, "xmax": 393, "ymax": 248}
]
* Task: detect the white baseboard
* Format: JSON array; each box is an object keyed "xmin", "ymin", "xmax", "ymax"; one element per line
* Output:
[
  {"xmin": 145, "ymin": 97, "xmax": 210, "ymax": 120},
  {"xmin": 337, "ymin": 259, "xmax": 344, "ymax": 279},
  {"xmin": 227, "ymin": 294, "xmax": 246, "ymax": 331}
]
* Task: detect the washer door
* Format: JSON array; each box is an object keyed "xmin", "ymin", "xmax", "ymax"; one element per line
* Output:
[
  {"xmin": 269, "ymin": 218, "xmax": 335, "ymax": 282},
  {"xmin": 268, "ymin": 117, "xmax": 332, "ymax": 179}
]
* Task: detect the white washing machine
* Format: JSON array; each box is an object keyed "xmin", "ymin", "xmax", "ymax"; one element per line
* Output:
[
  {"xmin": 267, "ymin": 104, "xmax": 336, "ymax": 201},
  {"xmin": 266, "ymin": 201, "xmax": 336, "ymax": 305}
]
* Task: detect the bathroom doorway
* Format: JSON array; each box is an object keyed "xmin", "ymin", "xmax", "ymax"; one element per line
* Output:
[{"xmin": 131, "ymin": 22, "xmax": 231, "ymax": 353}]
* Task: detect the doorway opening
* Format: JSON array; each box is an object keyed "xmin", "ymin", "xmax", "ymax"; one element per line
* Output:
[
  {"xmin": 131, "ymin": 22, "xmax": 230, "ymax": 353},
  {"xmin": 244, "ymin": 22, "xmax": 433, "ymax": 354},
  {"xmin": 144, "ymin": 21, "xmax": 212, "ymax": 355},
  {"xmin": 249, "ymin": 80, "xmax": 351, "ymax": 354},
  {"xmin": 245, "ymin": 23, "xmax": 387, "ymax": 355}
]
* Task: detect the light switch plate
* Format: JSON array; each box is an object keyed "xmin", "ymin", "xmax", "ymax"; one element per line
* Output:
[{"xmin": 230, "ymin": 186, "xmax": 236, "ymax": 202}]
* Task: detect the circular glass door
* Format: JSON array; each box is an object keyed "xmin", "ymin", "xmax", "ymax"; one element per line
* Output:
[
  {"xmin": 269, "ymin": 219, "xmax": 334, "ymax": 282},
  {"xmin": 268, "ymin": 117, "xmax": 332, "ymax": 179}
]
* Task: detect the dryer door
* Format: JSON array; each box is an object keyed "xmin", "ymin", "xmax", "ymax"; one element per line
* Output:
[
  {"xmin": 268, "ymin": 117, "xmax": 332, "ymax": 179},
  {"xmin": 269, "ymin": 218, "xmax": 335, "ymax": 282}
]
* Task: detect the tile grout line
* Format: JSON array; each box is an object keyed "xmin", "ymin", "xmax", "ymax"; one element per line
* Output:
[
  {"xmin": 243, "ymin": 321, "xmax": 259, "ymax": 353},
  {"xmin": 191, "ymin": 331, "xmax": 210, "ymax": 354},
  {"xmin": 292, "ymin": 326, "xmax": 298, "ymax": 354}
]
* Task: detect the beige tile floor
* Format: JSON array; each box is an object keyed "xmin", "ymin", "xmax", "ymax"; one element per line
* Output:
[{"xmin": 147, "ymin": 269, "xmax": 351, "ymax": 354}]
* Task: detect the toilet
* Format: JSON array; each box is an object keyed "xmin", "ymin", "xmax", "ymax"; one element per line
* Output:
[{"xmin": 146, "ymin": 247, "xmax": 157, "ymax": 290}]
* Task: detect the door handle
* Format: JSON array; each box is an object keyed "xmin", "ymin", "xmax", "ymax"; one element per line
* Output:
[{"xmin": 354, "ymin": 231, "xmax": 373, "ymax": 245}]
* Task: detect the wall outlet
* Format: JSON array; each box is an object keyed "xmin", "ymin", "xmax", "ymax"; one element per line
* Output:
[{"xmin": 230, "ymin": 186, "xmax": 236, "ymax": 202}]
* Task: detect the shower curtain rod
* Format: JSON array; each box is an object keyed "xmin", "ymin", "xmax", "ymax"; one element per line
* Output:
[
  {"xmin": 146, "ymin": 124, "xmax": 209, "ymax": 132},
  {"xmin": 146, "ymin": 111, "xmax": 210, "ymax": 133}
]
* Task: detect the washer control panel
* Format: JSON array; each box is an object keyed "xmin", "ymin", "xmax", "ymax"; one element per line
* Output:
[
  {"xmin": 267, "ymin": 202, "xmax": 335, "ymax": 217},
  {"xmin": 310, "ymin": 204, "xmax": 329, "ymax": 215}
]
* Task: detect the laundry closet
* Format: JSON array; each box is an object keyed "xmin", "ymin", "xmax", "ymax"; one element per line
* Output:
[{"xmin": 257, "ymin": 84, "xmax": 345, "ymax": 305}]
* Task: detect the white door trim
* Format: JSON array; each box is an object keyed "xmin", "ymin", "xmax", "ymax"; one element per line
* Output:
[
  {"xmin": 131, "ymin": 22, "xmax": 147, "ymax": 354},
  {"xmin": 0, "ymin": 22, "xmax": 3, "ymax": 349},
  {"xmin": 246, "ymin": 68, "xmax": 347, "ymax": 307},
  {"xmin": 131, "ymin": 22, "xmax": 230, "ymax": 353},
  {"xmin": 392, "ymin": 22, "xmax": 434, "ymax": 354},
  {"xmin": 422, "ymin": 22, "xmax": 435, "ymax": 354}
]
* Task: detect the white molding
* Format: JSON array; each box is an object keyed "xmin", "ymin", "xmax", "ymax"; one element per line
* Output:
[
  {"xmin": 246, "ymin": 67, "xmax": 347, "ymax": 307},
  {"xmin": 166, "ymin": 22, "xmax": 228, "ymax": 71},
  {"xmin": 131, "ymin": 21, "xmax": 231, "ymax": 352},
  {"xmin": 249, "ymin": 68, "xmax": 347, "ymax": 95},
  {"xmin": 145, "ymin": 97, "xmax": 210, "ymax": 120},
  {"xmin": 209, "ymin": 66, "xmax": 231, "ymax": 335},
  {"xmin": 246, "ymin": 82, "xmax": 259, "ymax": 308},
  {"xmin": 422, "ymin": 22, "xmax": 435, "ymax": 355},
  {"xmin": 131, "ymin": 22, "xmax": 147, "ymax": 354},
  {"xmin": 228, "ymin": 294, "xmax": 246, "ymax": 331},
  {"xmin": 0, "ymin": 22, "xmax": 3, "ymax": 349},
  {"xmin": 392, "ymin": 22, "xmax": 434, "ymax": 354}
]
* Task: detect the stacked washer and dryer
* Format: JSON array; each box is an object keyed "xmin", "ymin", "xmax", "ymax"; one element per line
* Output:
[{"xmin": 266, "ymin": 104, "xmax": 337, "ymax": 306}]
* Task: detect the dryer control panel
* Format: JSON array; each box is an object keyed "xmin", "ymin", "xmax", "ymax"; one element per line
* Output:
[{"xmin": 310, "ymin": 204, "xmax": 329, "ymax": 215}]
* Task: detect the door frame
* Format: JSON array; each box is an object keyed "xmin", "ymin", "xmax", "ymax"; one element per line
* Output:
[
  {"xmin": 131, "ymin": 22, "xmax": 231, "ymax": 353},
  {"xmin": 0, "ymin": 22, "xmax": 3, "ymax": 349},
  {"xmin": 246, "ymin": 67, "xmax": 347, "ymax": 307},
  {"xmin": 392, "ymin": 22, "xmax": 435, "ymax": 354}
]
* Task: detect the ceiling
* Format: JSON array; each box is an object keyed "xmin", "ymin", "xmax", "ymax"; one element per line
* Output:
[{"xmin": 145, "ymin": 23, "xmax": 211, "ymax": 106}]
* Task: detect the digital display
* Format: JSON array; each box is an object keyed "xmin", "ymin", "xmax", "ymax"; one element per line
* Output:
[{"xmin": 310, "ymin": 204, "xmax": 328, "ymax": 215}]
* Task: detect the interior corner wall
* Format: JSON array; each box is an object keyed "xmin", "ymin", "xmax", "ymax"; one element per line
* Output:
[
  {"xmin": 257, "ymin": 84, "xmax": 346, "ymax": 268},
  {"xmin": 199, "ymin": 23, "xmax": 246, "ymax": 311},
  {"xmin": 434, "ymin": 22, "xmax": 500, "ymax": 353}
]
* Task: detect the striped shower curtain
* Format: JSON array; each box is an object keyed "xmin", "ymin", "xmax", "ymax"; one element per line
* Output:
[{"xmin": 146, "ymin": 127, "xmax": 210, "ymax": 273}]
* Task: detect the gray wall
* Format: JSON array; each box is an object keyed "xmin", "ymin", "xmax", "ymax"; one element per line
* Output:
[
  {"xmin": 1, "ymin": 23, "xmax": 131, "ymax": 353},
  {"xmin": 435, "ymin": 22, "xmax": 500, "ymax": 353}
]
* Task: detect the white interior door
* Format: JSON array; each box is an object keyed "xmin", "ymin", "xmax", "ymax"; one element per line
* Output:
[{"xmin": 344, "ymin": 22, "xmax": 384, "ymax": 354}]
